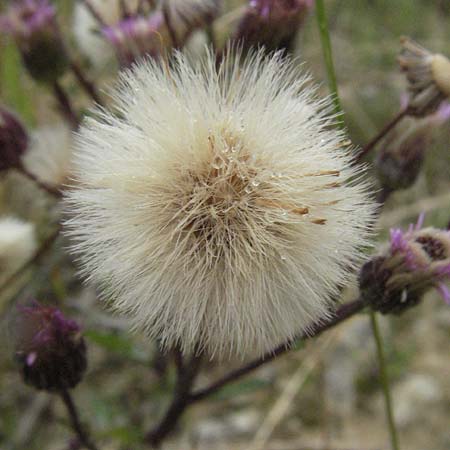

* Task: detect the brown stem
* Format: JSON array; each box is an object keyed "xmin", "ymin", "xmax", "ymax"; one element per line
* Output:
[
  {"xmin": 162, "ymin": 3, "xmax": 179, "ymax": 49},
  {"xmin": 356, "ymin": 108, "xmax": 409, "ymax": 162},
  {"xmin": 70, "ymin": 61, "xmax": 104, "ymax": 106},
  {"xmin": 78, "ymin": 0, "xmax": 106, "ymax": 27},
  {"xmin": 189, "ymin": 298, "xmax": 365, "ymax": 403},
  {"xmin": 17, "ymin": 164, "xmax": 62, "ymax": 198},
  {"xmin": 60, "ymin": 390, "xmax": 99, "ymax": 450},
  {"xmin": 0, "ymin": 226, "xmax": 61, "ymax": 308},
  {"xmin": 52, "ymin": 81, "xmax": 79, "ymax": 128},
  {"xmin": 146, "ymin": 349, "xmax": 202, "ymax": 447}
]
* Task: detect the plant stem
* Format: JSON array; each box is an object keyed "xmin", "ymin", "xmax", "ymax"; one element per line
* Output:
[
  {"xmin": 357, "ymin": 108, "xmax": 409, "ymax": 162},
  {"xmin": 146, "ymin": 349, "xmax": 202, "ymax": 447},
  {"xmin": 315, "ymin": 0, "xmax": 344, "ymax": 128},
  {"xmin": 189, "ymin": 298, "xmax": 364, "ymax": 403},
  {"xmin": 52, "ymin": 81, "xmax": 79, "ymax": 128},
  {"xmin": 70, "ymin": 61, "xmax": 104, "ymax": 106},
  {"xmin": 78, "ymin": 0, "xmax": 106, "ymax": 27},
  {"xmin": 17, "ymin": 164, "xmax": 61, "ymax": 198},
  {"xmin": 369, "ymin": 311, "xmax": 400, "ymax": 450},
  {"xmin": 60, "ymin": 390, "xmax": 99, "ymax": 450}
]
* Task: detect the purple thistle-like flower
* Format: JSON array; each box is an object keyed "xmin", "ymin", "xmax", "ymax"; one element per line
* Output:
[
  {"xmin": 14, "ymin": 301, "xmax": 87, "ymax": 391},
  {"xmin": 0, "ymin": 107, "xmax": 29, "ymax": 171},
  {"xmin": 0, "ymin": 0, "xmax": 68, "ymax": 83},
  {"xmin": 101, "ymin": 13, "xmax": 165, "ymax": 67},
  {"xmin": 236, "ymin": 0, "xmax": 314, "ymax": 53},
  {"xmin": 360, "ymin": 215, "xmax": 450, "ymax": 314}
]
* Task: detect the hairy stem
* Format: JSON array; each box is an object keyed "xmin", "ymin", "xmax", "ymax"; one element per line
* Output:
[
  {"xmin": 189, "ymin": 298, "xmax": 364, "ymax": 403},
  {"xmin": 369, "ymin": 311, "xmax": 400, "ymax": 450},
  {"xmin": 315, "ymin": 0, "xmax": 344, "ymax": 128},
  {"xmin": 60, "ymin": 390, "xmax": 99, "ymax": 450},
  {"xmin": 146, "ymin": 350, "xmax": 202, "ymax": 447}
]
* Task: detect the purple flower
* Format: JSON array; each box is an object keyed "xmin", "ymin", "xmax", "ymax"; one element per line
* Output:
[
  {"xmin": 0, "ymin": 0, "xmax": 68, "ymax": 83},
  {"xmin": 360, "ymin": 215, "xmax": 450, "ymax": 314},
  {"xmin": 14, "ymin": 301, "xmax": 87, "ymax": 391},
  {"xmin": 0, "ymin": 107, "xmax": 29, "ymax": 171},
  {"xmin": 235, "ymin": 0, "xmax": 314, "ymax": 53},
  {"xmin": 101, "ymin": 13, "xmax": 165, "ymax": 67}
]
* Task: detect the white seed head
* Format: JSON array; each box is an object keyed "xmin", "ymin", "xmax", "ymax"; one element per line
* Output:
[
  {"xmin": 0, "ymin": 217, "xmax": 36, "ymax": 285},
  {"xmin": 65, "ymin": 49, "xmax": 375, "ymax": 359},
  {"xmin": 23, "ymin": 125, "xmax": 74, "ymax": 187}
]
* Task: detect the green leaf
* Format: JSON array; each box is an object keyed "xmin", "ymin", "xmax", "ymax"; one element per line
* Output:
[{"xmin": 0, "ymin": 41, "xmax": 34, "ymax": 124}]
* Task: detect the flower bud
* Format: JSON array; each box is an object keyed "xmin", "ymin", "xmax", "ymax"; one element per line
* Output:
[
  {"xmin": 398, "ymin": 37, "xmax": 450, "ymax": 117},
  {"xmin": 0, "ymin": 0, "xmax": 68, "ymax": 84},
  {"xmin": 14, "ymin": 302, "xmax": 87, "ymax": 391},
  {"xmin": 0, "ymin": 107, "xmax": 29, "ymax": 171},
  {"xmin": 375, "ymin": 102, "xmax": 450, "ymax": 192},
  {"xmin": 102, "ymin": 13, "xmax": 166, "ymax": 67},
  {"xmin": 235, "ymin": 0, "xmax": 313, "ymax": 53},
  {"xmin": 359, "ymin": 215, "xmax": 450, "ymax": 314}
]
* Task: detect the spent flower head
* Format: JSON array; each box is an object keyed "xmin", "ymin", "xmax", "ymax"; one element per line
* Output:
[
  {"xmin": 65, "ymin": 49, "xmax": 374, "ymax": 359},
  {"xmin": 360, "ymin": 214, "xmax": 450, "ymax": 314},
  {"xmin": 376, "ymin": 101, "xmax": 450, "ymax": 193},
  {"xmin": 0, "ymin": 107, "xmax": 29, "ymax": 171},
  {"xmin": 14, "ymin": 301, "xmax": 87, "ymax": 391},
  {"xmin": 235, "ymin": 0, "xmax": 314, "ymax": 53},
  {"xmin": 0, "ymin": 0, "xmax": 68, "ymax": 83},
  {"xmin": 399, "ymin": 37, "xmax": 450, "ymax": 117}
]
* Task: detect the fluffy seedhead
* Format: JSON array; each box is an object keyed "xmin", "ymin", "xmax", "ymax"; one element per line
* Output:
[
  {"xmin": 0, "ymin": 217, "xmax": 36, "ymax": 286},
  {"xmin": 65, "ymin": 49, "xmax": 374, "ymax": 359}
]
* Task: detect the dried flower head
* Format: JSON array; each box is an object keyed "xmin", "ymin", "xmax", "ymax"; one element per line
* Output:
[
  {"xmin": 399, "ymin": 37, "xmax": 450, "ymax": 117},
  {"xmin": 22, "ymin": 124, "xmax": 74, "ymax": 188},
  {"xmin": 235, "ymin": 0, "xmax": 313, "ymax": 53},
  {"xmin": 14, "ymin": 301, "xmax": 87, "ymax": 391},
  {"xmin": 65, "ymin": 49, "xmax": 374, "ymax": 359},
  {"xmin": 376, "ymin": 102, "xmax": 450, "ymax": 193},
  {"xmin": 0, "ymin": 217, "xmax": 36, "ymax": 286},
  {"xmin": 359, "ymin": 214, "xmax": 450, "ymax": 314},
  {"xmin": 0, "ymin": 0, "xmax": 68, "ymax": 83},
  {"xmin": 0, "ymin": 107, "xmax": 29, "ymax": 171}
]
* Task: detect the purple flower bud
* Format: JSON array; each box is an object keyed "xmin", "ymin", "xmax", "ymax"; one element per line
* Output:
[
  {"xmin": 0, "ymin": 107, "xmax": 29, "ymax": 171},
  {"xmin": 375, "ymin": 102, "xmax": 450, "ymax": 192},
  {"xmin": 0, "ymin": 0, "xmax": 68, "ymax": 83},
  {"xmin": 235, "ymin": 0, "xmax": 313, "ymax": 53},
  {"xmin": 102, "ymin": 13, "xmax": 165, "ymax": 67},
  {"xmin": 359, "ymin": 214, "xmax": 450, "ymax": 314},
  {"xmin": 14, "ymin": 301, "xmax": 87, "ymax": 391}
]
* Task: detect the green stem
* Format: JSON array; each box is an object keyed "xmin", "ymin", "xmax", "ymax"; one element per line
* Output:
[
  {"xmin": 315, "ymin": 0, "xmax": 345, "ymax": 128},
  {"xmin": 369, "ymin": 311, "xmax": 400, "ymax": 450}
]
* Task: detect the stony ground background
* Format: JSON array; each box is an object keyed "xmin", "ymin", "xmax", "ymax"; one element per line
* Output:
[{"xmin": 0, "ymin": 1, "xmax": 449, "ymax": 449}]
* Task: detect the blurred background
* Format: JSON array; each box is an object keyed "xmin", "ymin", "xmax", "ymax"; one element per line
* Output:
[{"xmin": 0, "ymin": 0, "xmax": 449, "ymax": 449}]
